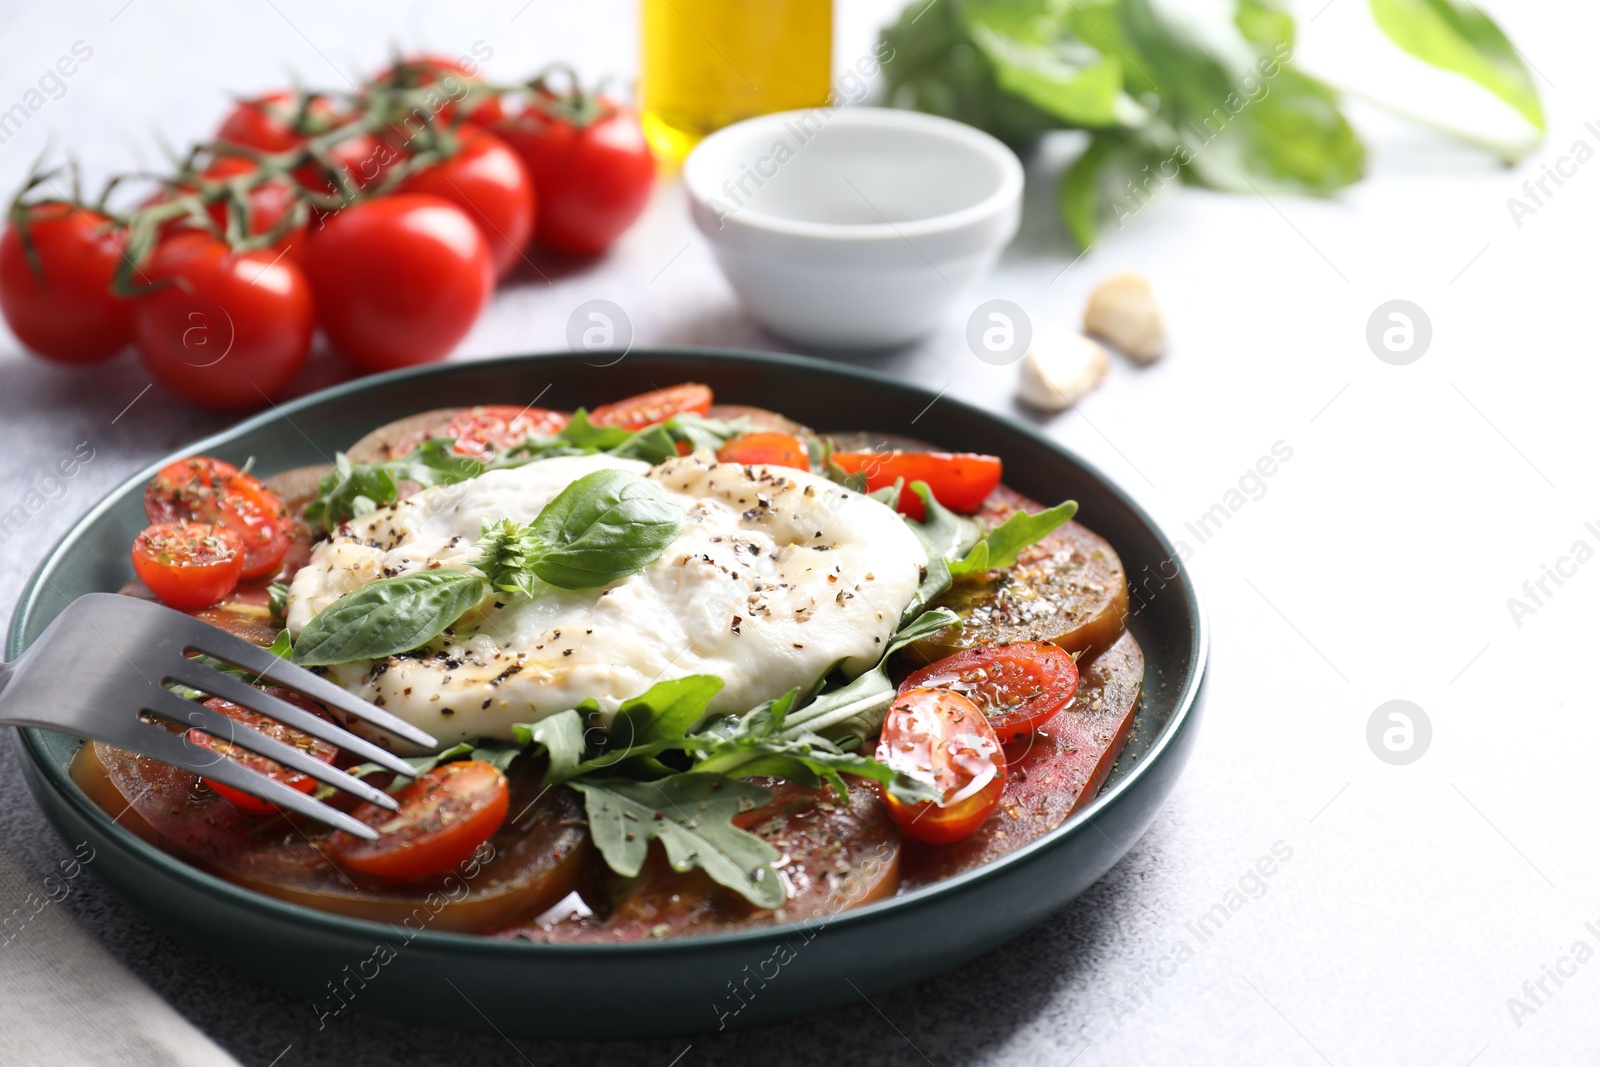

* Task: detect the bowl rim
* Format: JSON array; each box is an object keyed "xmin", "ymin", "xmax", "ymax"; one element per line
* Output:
[
  {"xmin": 11, "ymin": 346, "xmax": 1207, "ymax": 958},
  {"xmin": 682, "ymin": 106, "xmax": 1025, "ymax": 244}
]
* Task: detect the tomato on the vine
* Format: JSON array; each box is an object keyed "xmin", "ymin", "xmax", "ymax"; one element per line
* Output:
[
  {"xmin": 328, "ymin": 760, "xmax": 510, "ymax": 881},
  {"xmin": 150, "ymin": 157, "xmax": 306, "ymax": 257},
  {"xmin": 146, "ymin": 456, "xmax": 290, "ymax": 581},
  {"xmin": 397, "ymin": 126, "xmax": 534, "ymax": 277},
  {"xmin": 0, "ymin": 203, "xmax": 130, "ymax": 364},
  {"xmin": 373, "ymin": 55, "xmax": 504, "ymax": 127},
  {"xmin": 876, "ymin": 687, "xmax": 1006, "ymax": 845},
  {"xmin": 216, "ymin": 90, "xmax": 344, "ymax": 153},
  {"xmin": 493, "ymin": 93, "xmax": 654, "ymax": 257},
  {"xmin": 589, "ymin": 383, "xmax": 712, "ymax": 431},
  {"xmin": 131, "ymin": 521, "xmax": 245, "ymax": 610},
  {"xmin": 303, "ymin": 194, "xmax": 492, "ymax": 372},
  {"xmin": 131, "ymin": 232, "xmax": 314, "ymax": 409},
  {"xmin": 189, "ymin": 690, "xmax": 337, "ymax": 813},
  {"xmin": 901, "ymin": 642, "xmax": 1079, "ymax": 743}
]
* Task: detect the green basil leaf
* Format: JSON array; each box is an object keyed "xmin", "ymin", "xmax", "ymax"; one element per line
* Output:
[
  {"xmin": 292, "ymin": 570, "xmax": 487, "ymax": 667},
  {"xmin": 526, "ymin": 468, "xmax": 684, "ymax": 589},
  {"xmin": 949, "ymin": 498, "xmax": 1078, "ymax": 575},
  {"xmin": 963, "ymin": 0, "xmax": 1143, "ymax": 128},
  {"xmin": 570, "ymin": 774, "xmax": 784, "ymax": 909},
  {"xmin": 474, "ymin": 518, "xmax": 544, "ymax": 597},
  {"xmin": 1368, "ymin": 0, "xmax": 1544, "ymax": 132},
  {"xmin": 267, "ymin": 582, "xmax": 290, "ymax": 622}
]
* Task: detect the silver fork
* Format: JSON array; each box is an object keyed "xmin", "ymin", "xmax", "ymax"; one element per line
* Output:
[{"xmin": 1, "ymin": 593, "xmax": 439, "ymax": 840}]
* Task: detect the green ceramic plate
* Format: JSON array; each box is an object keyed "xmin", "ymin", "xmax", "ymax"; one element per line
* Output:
[{"xmin": 11, "ymin": 348, "xmax": 1207, "ymax": 1038}]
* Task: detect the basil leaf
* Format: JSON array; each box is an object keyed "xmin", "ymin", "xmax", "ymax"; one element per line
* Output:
[
  {"xmin": 1369, "ymin": 0, "xmax": 1544, "ymax": 132},
  {"xmin": 267, "ymin": 582, "xmax": 290, "ymax": 622},
  {"xmin": 511, "ymin": 709, "xmax": 587, "ymax": 785},
  {"xmin": 525, "ymin": 468, "xmax": 684, "ymax": 589},
  {"xmin": 570, "ymin": 774, "xmax": 784, "ymax": 909},
  {"xmin": 950, "ymin": 499, "xmax": 1078, "ymax": 575},
  {"xmin": 474, "ymin": 518, "xmax": 544, "ymax": 597},
  {"xmin": 964, "ymin": 0, "xmax": 1141, "ymax": 128},
  {"xmin": 292, "ymin": 570, "xmax": 487, "ymax": 667}
]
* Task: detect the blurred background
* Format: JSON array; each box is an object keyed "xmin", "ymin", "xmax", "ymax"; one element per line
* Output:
[{"xmin": 2, "ymin": 2, "xmax": 1597, "ymax": 1065}]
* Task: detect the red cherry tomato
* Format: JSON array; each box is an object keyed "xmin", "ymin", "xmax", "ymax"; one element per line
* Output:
[
  {"xmin": 216, "ymin": 90, "xmax": 344, "ymax": 153},
  {"xmin": 131, "ymin": 521, "xmax": 244, "ymax": 610},
  {"xmin": 373, "ymin": 55, "xmax": 504, "ymax": 127},
  {"xmin": 716, "ymin": 431, "xmax": 809, "ymax": 470},
  {"xmin": 589, "ymin": 383, "xmax": 712, "ymax": 431},
  {"xmin": 830, "ymin": 451, "xmax": 1003, "ymax": 521},
  {"xmin": 493, "ymin": 96, "xmax": 654, "ymax": 257},
  {"xmin": 901, "ymin": 642, "xmax": 1079, "ymax": 743},
  {"xmin": 131, "ymin": 232, "xmax": 313, "ymax": 409},
  {"xmin": 0, "ymin": 203, "xmax": 130, "ymax": 364},
  {"xmin": 149, "ymin": 157, "xmax": 306, "ymax": 257},
  {"xmin": 445, "ymin": 405, "xmax": 571, "ymax": 460},
  {"xmin": 187, "ymin": 690, "xmax": 336, "ymax": 813},
  {"xmin": 876, "ymin": 687, "xmax": 1006, "ymax": 845},
  {"xmin": 304, "ymin": 194, "xmax": 493, "ymax": 372},
  {"xmin": 398, "ymin": 127, "xmax": 534, "ymax": 277},
  {"xmin": 146, "ymin": 456, "xmax": 290, "ymax": 581},
  {"xmin": 327, "ymin": 760, "xmax": 510, "ymax": 881}
]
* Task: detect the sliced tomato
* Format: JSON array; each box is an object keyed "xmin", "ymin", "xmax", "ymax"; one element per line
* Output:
[
  {"xmin": 588, "ymin": 383, "xmax": 712, "ymax": 431},
  {"xmin": 831, "ymin": 451, "xmax": 1002, "ymax": 522},
  {"xmin": 902, "ymin": 642, "xmax": 1079, "ymax": 743},
  {"xmin": 145, "ymin": 457, "xmax": 290, "ymax": 581},
  {"xmin": 716, "ymin": 431, "xmax": 809, "ymax": 470},
  {"xmin": 187, "ymin": 690, "xmax": 337, "ymax": 813},
  {"xmin": 445, "ymin": 404, "xmax": 571, "ymax": 460},
  {"xmin": 875, "ymin": 687, "xmax": 1006, "ymax": 845},
  {"xmin": 327, "ymin": 760, "xmax": 510, "ymax": 882},
  {"xmin": 132, "ymin": 521, "xmax": 244, "ymax": 610}
]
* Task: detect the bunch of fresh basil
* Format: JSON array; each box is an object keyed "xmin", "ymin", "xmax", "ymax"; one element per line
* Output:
[{"xmin": 879, "ymin": 0, "xmax": 1544, "ymax": 245}]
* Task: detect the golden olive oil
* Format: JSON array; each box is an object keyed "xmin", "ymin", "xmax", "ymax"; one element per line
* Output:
[{"xmin": 640, "ymin": 0, "xmax": 833, "ymax": 164}]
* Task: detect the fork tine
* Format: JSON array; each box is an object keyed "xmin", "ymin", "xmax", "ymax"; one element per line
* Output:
[
  {"xmin": 149, "ymin": 687, "xmax": 399, "ymax": 812},
  {"xmin": 168, "ymin": 657, "xmax": 419, "ymax": 779},
  {"xmin": 123, "ymin": 722, "xmax": 380, "ymax": 840},
  {"xmin": 176, "ymin": 618, "xmax": 438, "ymax": 750}
]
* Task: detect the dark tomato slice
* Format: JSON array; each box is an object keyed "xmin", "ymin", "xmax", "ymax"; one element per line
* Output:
[
  {"xmin": 716, "ymin": 431, "xmax": 809, "ymax": 470},
  {"xmin": 445, "ymin": 404, "xmax": 571, "ymax": 460},
  {"xmin": 187, "ymin": 690, "xmax": 337, "ymax": 813},
  {"xmin": 588, "ymin": 383, "xmax": 712, "ymax": 431},
  {"xmin": 131, "ymin": 521, "xmax": 244, "ymax": 610},
  {"xmin": 901, "ymin": 642, "xmax": 1079, "ymax": 743},
  {"xmin": 876, "ymin": 687, "xmax": 1006, "ymax": 845},
  {"xmin": 327, "ymin": 760, "xmax": 510, "ymax": 882},
  {"xmin": 831, "ymin": 451, "xmax": 1002, "ymax": 521},
  {"xmin": 145, "ymin": 456, "xmax": 290, "ymax": 581}
]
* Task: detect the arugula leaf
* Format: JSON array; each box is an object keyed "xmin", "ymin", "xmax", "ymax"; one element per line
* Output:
[
  {"xmin": 520, "ymin": 468, "xmax": 684, "ymax": 589},
  {"xmin": 610, "ymin": 675, "xmax": 724, "ymax": 749},
  {"xmin": 305, "ymin": 452, "xmax": 400, "ymax": 530},
  {"xmin": 1368, "ymin": 0, "xmax": 1544, "ymax": 132},
  {"xmin": 609, "ymin": 413, "xmax": 750, "ymax": 464},
  {"xmin": 511, "ymin": 708, "xmax": 588, "ymax": 785},
  {"xmin": 570, "ymin": 774, "xmax": 785, "ymax": 909},
  {"xmin": 291, "ymin": 570, "xmax": 486, "ymax": 667},
  {"xmin": 949, "ymin": 499, "xmax": 1078, "ymax": 575}
]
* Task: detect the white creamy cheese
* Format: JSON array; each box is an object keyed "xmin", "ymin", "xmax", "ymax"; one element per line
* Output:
[{"xmin": 286, "ymin": 452, "xmax": 927, "ymax": 749}]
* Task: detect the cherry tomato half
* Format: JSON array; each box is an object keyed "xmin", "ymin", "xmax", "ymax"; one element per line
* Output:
[
  {"xmin": 304, "ymin": 194, "xmax": 493, "ymax": 372},
  {"xmin": 445, "ymin": 405, "xmax": 571, "ymax": 460},
  {"xmin": 146, "ymin": 456, "xmax": 290, "ymax": 581},
  {"xmin": 131, "ymin": 232, "xmax": 314, "ymax": 410},
  {"xmin": 589, "ymin": 383, "xmax": 712, "ymax": 432},
  {"xmin": 831, "ymin": 451, "xmax": 1003, "ymax": 522},
  {"xmin": 188, "ymin": 690, "xmax": 336, "ymax": 813},
  {"xmin": 876, "ymin": 687, "xmax": 1006, "ymax": 845},
  {"xmin": 901, "ymin": 642, "xmax": 1079, "ymax": 743},
  {"xmin": 131, "ymin": 521, "xmax": 244, "ymax": 610},
  {"xmin": 716, "ymin": 431, "xmax": 809, "ymax": 470},
  {"xmin": 327, "ymin": 760, "xmax": 510, "ymax": 881},
  {"xmin": 397, "ymin": 126, "xmax": 534, "ymax": 277},
  {"xmin": 492, "ymin": 95, "xmax": 654, "ymax": 257},
  {"xmin": 0, "ymin": 203, "xmax": 130, "ymax": 365}
]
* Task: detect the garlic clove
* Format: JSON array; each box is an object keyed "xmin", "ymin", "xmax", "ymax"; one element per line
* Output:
[
  {"xmin": 1018, "ymin": 330, "xmax": 1109, "ymax": 412},
  {"xmin": 1083, "ymin": 272, "xmax": 1165, "ymax": 364}
]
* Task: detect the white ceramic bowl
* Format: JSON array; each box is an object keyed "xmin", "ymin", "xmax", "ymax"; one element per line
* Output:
[{"xmin": 683, "ymin": 107, "xmax": 1024, "ymax": 349}]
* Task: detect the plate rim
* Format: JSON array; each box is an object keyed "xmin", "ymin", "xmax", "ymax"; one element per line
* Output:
[{"xmin": 10, "ymin": 345, "xmax": 1208, "ymax": 956}]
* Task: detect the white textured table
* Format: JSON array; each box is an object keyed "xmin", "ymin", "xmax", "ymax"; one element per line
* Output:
[{"xmin": 2, "ymin": 2, "xmax": 1594, "ymax": 1064}]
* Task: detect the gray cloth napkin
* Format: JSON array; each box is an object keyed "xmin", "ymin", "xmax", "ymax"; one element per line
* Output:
[{"xmin": 0, "ymin": 840, "xmax": 241, "ymax": 1067}]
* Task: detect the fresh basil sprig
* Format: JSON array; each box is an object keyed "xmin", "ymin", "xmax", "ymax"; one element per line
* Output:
[{"xmin": 293, "ymin": 570, "xmax": 487, "ymax": 667}]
